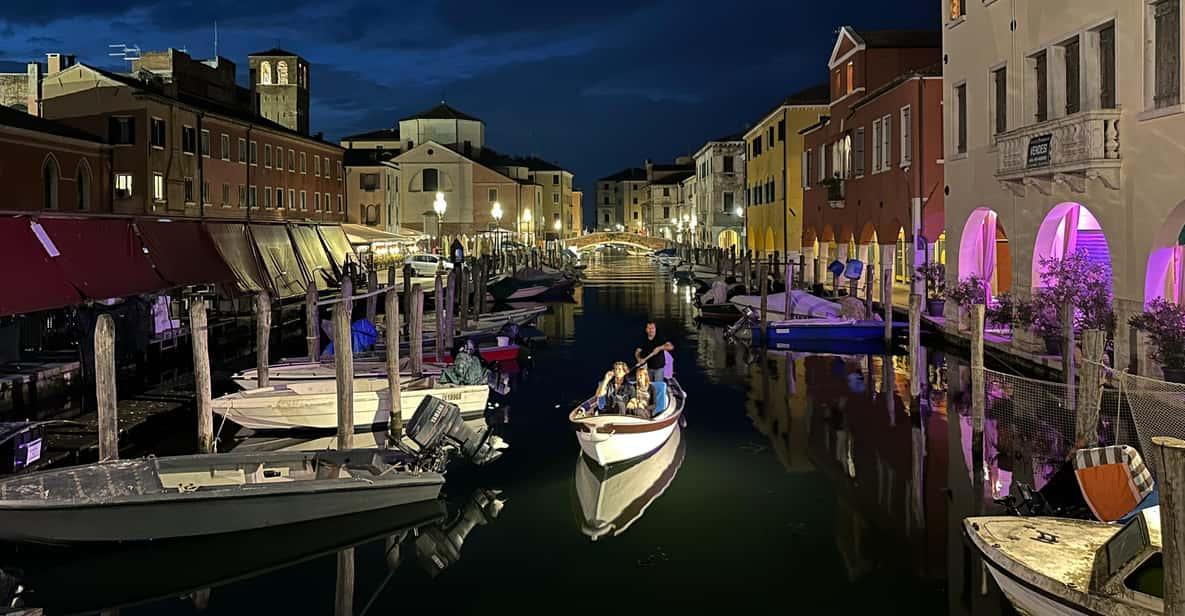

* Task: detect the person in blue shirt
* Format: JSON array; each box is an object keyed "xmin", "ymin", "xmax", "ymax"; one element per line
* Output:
[{"xmin": 595, "ymin": 362, "xmax": 634, "ymax": 414}]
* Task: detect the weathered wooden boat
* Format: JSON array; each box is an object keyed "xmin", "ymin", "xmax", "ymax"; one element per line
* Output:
[
  {"xmin": 232, "ymin": 358, "xmax": 445, "ymax": 389},
  {"xmin": 574, "ymin": 424, "xmax": 685, "ymax": 541},
  {"xmin": 213, "ymin": 377, "xmax": 489, "ymax": 430},
  {"xmin": 965, "ymin": 507, "xmax": 1164, "ymax": 615},
  {"xmin": 0, "ymin": 450, "xmax": 444, "ymax": 544},
  {"xmin": 417, "ymin": 305, "xmax": 547, "ymax": 334},
  {"xmin": 1, "ymin": 499, "xmax": 446, "ymax": 612},
  {"xmin": 569, "ymin": 378, "xmax": 685, "ymax": 467},
  {"xmin": 696, "ymin": 301, "xmax": 742, "ymax": 325}
]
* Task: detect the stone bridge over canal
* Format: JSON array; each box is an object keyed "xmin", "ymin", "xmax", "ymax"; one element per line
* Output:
[{"xmin": 566, "ymin": 232, "xmax": 672, "ymax": 252}]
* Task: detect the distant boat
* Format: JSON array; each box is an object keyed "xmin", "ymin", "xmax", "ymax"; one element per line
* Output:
[
  {"xmin": 574, "ymin": 424, "xmax": 685, "ymax": 541},
  {"xmin": 213, "ymin": 377, "xmax": 489, "ymax": 430},
  {"xmin": 0, "ymin": 449, "xmax": 444, "ymax": 544},
  {"xmin": 965, "ymin": 508, "xmax": 1164, "ymax": 615},
  {"xmin": 569, "ymin": 378, "xmax": 686, "ymax": 467}
]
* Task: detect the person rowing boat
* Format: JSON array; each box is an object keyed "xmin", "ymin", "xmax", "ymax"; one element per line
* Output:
[{"xmin": 634, "ymin": 321, "xmax": 673, "ymax": 382}]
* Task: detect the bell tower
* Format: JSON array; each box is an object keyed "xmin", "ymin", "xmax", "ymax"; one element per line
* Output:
[{"xmin": 247, "ymin": 48, "xmax": 309, "ymax": 134}]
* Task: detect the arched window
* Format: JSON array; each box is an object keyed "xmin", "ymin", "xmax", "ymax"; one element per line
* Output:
[
  {"xmin": 277, "ymin": 61, "xmax": 289, "ymax": 85},
  {"xmin": 75, "ymin": 160, "xmax": 91, "ymax": 211},
  {"xmin": 260, "ymin": 61, "xmax": 272, "ymax": 85},
  {"xmin": 422, "ymin": 168, "xmax": 439, "ymax": 192},
  {"xmin": 42, "ymin": 156, "xmax": 59, "ymax": 210}
]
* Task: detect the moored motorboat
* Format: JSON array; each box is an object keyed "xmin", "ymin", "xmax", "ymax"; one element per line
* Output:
[
  {"xmin": 574, "ymin": 424, "xmax": 685, "ymax": 540},
  {"xmin": 762, "ymin": 318, "xmax": 897, "ymax": 343},
  {"xmin": 696, "ymin": 301, "xmax": 742, "ymax": 325},
  {"xmin": 213, "ymin": 377, "xmax": 489, "ymax": 430},
  {"xmin": 730, "ymin": 290, "xmax": 841, "ymax": 320},
  {"xmin": 232, "ymin": 359, "xmax": 445, "ymax": 389},
  {"xmin": 0, "ymin": 450, "xmax": 444, "ymax": 543},
  {"xmin": 964, "ymin": 508, "xmax": 1164, "ymax": 615},
  {"xmin": 569, "ymin": 378, "xmax": 685, "ymax": 467}
]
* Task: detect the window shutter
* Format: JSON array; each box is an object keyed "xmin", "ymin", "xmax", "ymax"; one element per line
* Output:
[
  {"xmin": 995, "ymin": 68, "xmax": 1008, "ymax": 133},
  {"xmin": 1156, "ymin": 0, "xmax": 1181, "ymax": 108},
  {"xmin": 1035, "ymin": 52, "xmax": 1048, "ymax": 121},
  {"xmin": 882, "ymin": 116, "xmax": 892, "ymax": 170},
  {"xmin": 1065, "ymin": 37, "xmax": 1081, "ymax": 115},
  {"xmin": 1099, "ymin": 25, "xmax": 1116, "ymax": 109},
  {"xmin": 854, "ymin": 128, "xmax": 865, "ymax": 176},
  {"xmin": 801, "ymin": 154, "xmax": 808, "ymax": 188}
]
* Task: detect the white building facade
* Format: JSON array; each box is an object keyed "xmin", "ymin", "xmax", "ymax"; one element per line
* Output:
[
  {"xmin": 943, "ymin": 0, "xmax": 1185, "ymax": 374},
  {"xmin": 693, "ymin": 137, "xmax": 746, "ymax": 250}
]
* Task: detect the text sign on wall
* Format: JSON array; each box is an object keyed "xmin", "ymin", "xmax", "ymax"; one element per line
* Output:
[{"xmin": 1027, "ymin": 134, "xmax": 1053, "ymax": 168}]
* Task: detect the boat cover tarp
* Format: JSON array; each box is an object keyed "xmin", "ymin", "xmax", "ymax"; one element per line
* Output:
[
  {"xmin": 515, "ymin": 267, "xmax": 562, "ymax": 283},
  {"xmin": 0, "ymin": 218, "xmax": 81, "ymax": 316},
  {"xmin": 38, "ymin": 217, "xmax": 169, "ymax": 300},
  {"xmin": 1073, "ymin": 445, "xmax": 1155, "ymax": 522},
  {"xmin": 342, "ymin": 223, "xmax": 400, "ymax": 245},
  {"xmin": 323, "ymin": 319, "xmax": 379, "ymax": 358},
  {"xmin": 136, "ymin": 220, "xmax": 236, "ymax": 288},
  {"xmin": 250, "ymin": 224, "xmax": 309, "ymax": 298},
  {"xmin": 439, "ymin": 350, "xmax": 489, "ymax": 385},
  {"xmin": 731, "ymin": 291, "xmax": 840, "ymax": 318},
  {"xmin": 289, "ymin": 225, "xmax": 336, "ymax": 291},
  {"xmin": 317, "ymin": 225, "xmax": 359, "ymax": 277},
  {"xmin": 205, "ymin": 223, "xmax": 267, "ymax": 294}
]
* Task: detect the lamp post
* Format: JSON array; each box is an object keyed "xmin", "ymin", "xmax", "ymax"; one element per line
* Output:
[
  {"xmin": 491, "ymin": 201, "xmax": 503, "ymax": 256},
  {"xmin": 433, "ymin": 191, "xmax": 447, "ymax": 253},
  {"xmin": 690, "ymin": 212, "xmax": 698, "ymax": 251}
]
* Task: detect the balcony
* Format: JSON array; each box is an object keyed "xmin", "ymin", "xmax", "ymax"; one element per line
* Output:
[
  {"xmin": 995, "ymin": 109, "xmax": 1121, "ymax": 195},
  {"xmin": 823, "ymin": 179, "xmax": 845, "ymax": 208}
]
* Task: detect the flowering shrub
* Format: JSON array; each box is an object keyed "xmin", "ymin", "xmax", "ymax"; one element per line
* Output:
[
  {"xmin": 915, "ymin": 262, "xmax": 946, "ymax": 300},
  {"xmin": 947, "ymin": 275, "xmax": 988, "ymax": 309},
  {"xmin": 1036, "ymin": 249, "xmax": 1113, "ymax": 333}
]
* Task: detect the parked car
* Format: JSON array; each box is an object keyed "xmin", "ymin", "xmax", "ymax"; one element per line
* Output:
[{"xmin": 406, "ymin": 254, "xmax": 453, "ymax": 277}]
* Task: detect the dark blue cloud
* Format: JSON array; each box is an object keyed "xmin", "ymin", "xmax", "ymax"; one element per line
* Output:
[{"xmin": 0, "ymin": 0, "xmax": 935, "ymax": 224}]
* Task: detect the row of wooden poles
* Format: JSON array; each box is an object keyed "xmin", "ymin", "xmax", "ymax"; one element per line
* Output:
[{"xmin": 93, "ymin": 249, "xmax": 541, "ymax": 460}]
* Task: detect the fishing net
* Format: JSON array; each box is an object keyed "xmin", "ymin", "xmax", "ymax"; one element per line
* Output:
[
  {"xmin": 969, "ymin": 366, "xmax": 1125, "ymax": 491},
  {"xmin": 1119, "ymin": 372, "xmax": 1185, "ymax": 478}
]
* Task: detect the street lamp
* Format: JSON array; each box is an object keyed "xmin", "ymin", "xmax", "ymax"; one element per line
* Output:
[
  {"xmin": 735, "ymin": 205, "xmax": 745, "ymax": 253},
  {"xmin": 433, "ymin": 191, "xmax": 447, "ymax": 253},
  {"xmin": 491, "ymin": 201, "xmax": 503, "ymax": 255},
  {"xmin": 522, "ymin": 209, "xmax": 532, "ymax": 247}
]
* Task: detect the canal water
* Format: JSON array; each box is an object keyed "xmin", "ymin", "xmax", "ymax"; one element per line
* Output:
[{"xmin": 0, "ymin": 254, "xmax": 1016, "ymax": 615}]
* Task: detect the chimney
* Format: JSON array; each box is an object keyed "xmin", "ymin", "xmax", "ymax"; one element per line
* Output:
[
  {"xmin": 25, "ymin": 61, "xmax": 41, "ymax": 116},
  {"xmin": 46, "ymin": 53, "xmax": 74, "ymax": 74}
]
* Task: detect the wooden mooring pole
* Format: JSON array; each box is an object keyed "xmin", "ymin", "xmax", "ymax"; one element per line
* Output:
[
  {"xmin": 306, "ymin": 284, "xmax": 320, "ymax": 362},
  {"xmin": 95, "ymin": 313, "xmax": 118, "ymax": 461},
  {"xmin": 1154, "ymin": 437, "xmax": 1185, "ymax": 616},
  {"xmin": 971, "ymin": 304, "xmax": 986, "ymax": 470},
  {"xmin": 335, "ymin": 548, "xmax": 355, "ymax": 616},
  {"xmin": 366, "ymin": 269, "xmax": 379, "ymax": 325},
  {"xmin": 255, "ymin": 293, "xmax": 271, "ymax": 389},
  {"xmin": 1077, "ymin": 329, "xmax": 1106, "ymax": 447},
  {"xmin": 334, "ymin": 279, "xmax": 355, "ymax": 450},
  {"xmin": 409, "ymin": 284, "xmax": 424, "ymax": 375},
  {"xmin": 783, "ymin": 259, "xmax": 793, "ymax": 321},
  {"xmin": 446, "ymin": 267, "xmax": 458, "ymax": 350},
  {"xmin": 1063, "ymin": 302, "xmax": 1077, "ymax": 414},
  {"xmin": 864, "ymin": 264, "xmax": 875, "ymax": 320},
  {"xmin": 882, "ymin": 256, "xmax": 893, "ymax": 344},
  {"xmin": 459, "ymin": 261, "xmax": 470, "ymax": 328},
  {"xmin": 909, "ymin": 293, "xmax": 923, "ymax": 398},
  {"xmin": 385, "ymin": 282, "xmax": 403, "ymax": 436},
  {"xmin": 758, "ymin": 261, "xmax": 769, "ymax": 328},
  {"xmin": 192, "ymin": 299, "xmax": 214, "ymax": 453},
  {"xmin": 434, "ymin": 271, "xmax": 446, "ymax": 365}
]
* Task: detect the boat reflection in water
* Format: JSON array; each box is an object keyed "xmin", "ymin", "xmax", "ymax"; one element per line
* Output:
[
  {"xmin": 230, "ymin": 416, "xmax": 499, "ymax": 454},
  {"xmin": 414, "ymin": 487, "xmax": 507, "ymax": 577},
  {"xmin": 574, "ymin": 425, "xmax": 686, "ymax": 540},
  {"xmin": 0, "ymin": 499, "xmax": 446, "ymax": 614}
]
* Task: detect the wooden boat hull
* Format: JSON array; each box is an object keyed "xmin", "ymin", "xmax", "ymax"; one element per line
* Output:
[
  {"xmin": 214, "ymin": 382, "xmax": 489, "ymax": 430},
  {"xmin": 0, "ymin": 451, "xmax": 444, "ymax": 544},
  {"xmin": 569, "ymin": 379, "xmax": 685, "ymax": 467},
  {"xmin": 696, "ymin": 302, "xmax": 741, "ymax": 325},
  {"xmin": 574, "ymin": 424, "xmax": 685, "ymax": 540}
]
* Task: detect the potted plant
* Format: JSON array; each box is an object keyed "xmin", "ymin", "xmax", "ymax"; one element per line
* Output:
[
  {"xmin": 916, "ymin": 262, "xmax": 946, "ymax": 317},
  {"xmin": 1130, "ymin": 298, "xmax": 1185, "ymax": 382},
  {"xmin": 985, "ymin": 292, "xmax": 1014, "ymax": 330},
  {"xmin": 1028, "ymin": 250, "xmax": 1114, "ymax": 355}
]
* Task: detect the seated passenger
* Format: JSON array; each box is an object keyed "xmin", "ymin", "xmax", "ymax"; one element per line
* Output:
[
  {"xmin": 626, "ymin": 368, "xmax": 658, "ymax": 419},
  {"xmin": 595, "ymin": 362, "xmax": 634, "ymax": 414}
]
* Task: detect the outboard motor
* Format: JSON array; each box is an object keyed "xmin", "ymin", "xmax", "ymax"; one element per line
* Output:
[
  {"xmin": 406, "ymin": 396, "xmax": 506, "ymax": 466},
  {"xmin": 415, "ymin": 488, "xmax": 506, "ymax": 578}
]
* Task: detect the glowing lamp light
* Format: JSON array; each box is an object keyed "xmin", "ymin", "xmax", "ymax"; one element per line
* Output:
[
  {"xmin": 735, "ymin": 206, "xmax": 744, "ymax": 217},
  {"xmin": 491, "ymin": 201, "xmax": 503, "ymax": 221},
  {"xmin": 433, "ymin": 192, "xmax": 447, "ymax": 217},
  {"xmin": 553, "ymin": 219, "xmax": 562, "ymax": 231},
  {"xmin": 523, "ymin": 209, "xmax": 532, "ymax": 223}
]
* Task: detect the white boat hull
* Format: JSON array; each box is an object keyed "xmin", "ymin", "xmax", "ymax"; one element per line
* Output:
[
  {"xmin": 232, "ymin": 360, "xmax": 444, "ymax": 390},
  {"xmin": 569, "ymin": 379, "xmax": 685, "ymax": 467},
  {"xmin": 214, "ymin": 379, "xmax": 489, "ymax": 431},
  {"xmin": 982, "ymin": 560, "xmax": 1093, "ymax": 616}
]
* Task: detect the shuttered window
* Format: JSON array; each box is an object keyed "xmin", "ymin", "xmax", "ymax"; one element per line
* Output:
[
  {"xmin": 1034, "ymin": 52, "xmax": 1048, "ymax": 122},
  {"xmin": 1064, "ymin": 37, "xmax": 1081, "ymax": 115},
  {"xmin": 1155, "ymin": 0, "xmax": 1180, "ymax": 109},
  {"xmin": 854, "ymin": 127, "xmax": 865, "ymax": 176},
  {"xmin": 881, "ymin": 115, "xmax": 892, "ymax": 170},
  {"xmin": 994, "ymin": 67, "xmax": 1008, "ymax": 134},
  {"xmin": 1099, "ymin": 24, "xmax": 1116, "ymax": 109},
  {"xmin": 872, "ymin": 119, "xmax": 882, "ymax": 170},
  {"xmin": 956, "ymin": 84, "xmax": 967, "ymax": 154}
]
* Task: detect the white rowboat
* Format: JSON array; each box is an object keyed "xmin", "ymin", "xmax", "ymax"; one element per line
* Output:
[
  {"xmin": 214, "ymin": 377, "xmax": 489, "ymax": 431},
  {"xmin": 568, "ymin": 378, "xmax": 685, "ymax": 467}
]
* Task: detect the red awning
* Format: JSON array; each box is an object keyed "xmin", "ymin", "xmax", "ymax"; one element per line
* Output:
[
  {"xmin": 250, "ymin": 224, "xmax": 309, "ymax": 298},
  {"xmin": 289, "ymin": 225, "xmax": 336, "ymax": 290},
  {"xmin": 37, "ymin": 217, "xmax": 169, "ymax": 301},
  {"xmin": 318, "ymin": 225, "xmax": 359, "ymax": 277},
  {"xmin": 205, "ymin": 223, "xmax": 267, "ymax": 294},
  {"xmin": 136, "ymin": 220, "xmax": 237, "ymax": 288},
  {"xmin": 0, "ymin": 217, "xmax": 82, "ymax": 316}
]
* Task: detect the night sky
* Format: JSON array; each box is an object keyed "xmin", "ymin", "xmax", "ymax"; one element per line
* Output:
[{"xmin": 1, "ymin": 1, "xmax": 934, "ymax": 215}]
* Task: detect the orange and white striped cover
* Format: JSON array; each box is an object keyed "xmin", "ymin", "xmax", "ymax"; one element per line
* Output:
[{"xmin": 1072, "ymin": 445, "xmax": 1154, "ymax": 523}]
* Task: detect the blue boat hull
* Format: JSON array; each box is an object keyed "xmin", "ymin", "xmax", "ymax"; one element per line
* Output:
[{"xmin": 760, "ymin": 320, "xmax": 898, "ymax": 343}]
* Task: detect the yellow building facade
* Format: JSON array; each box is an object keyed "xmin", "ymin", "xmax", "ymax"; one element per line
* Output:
[{"xmin": 742, "ymin": 84, "xmax": 829, "ymax": 256}]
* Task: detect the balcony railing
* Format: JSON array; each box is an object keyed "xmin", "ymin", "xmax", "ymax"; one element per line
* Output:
[{"xmin": 995, "ymin": 109, "xmax": 1121, "ymax": 193}]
